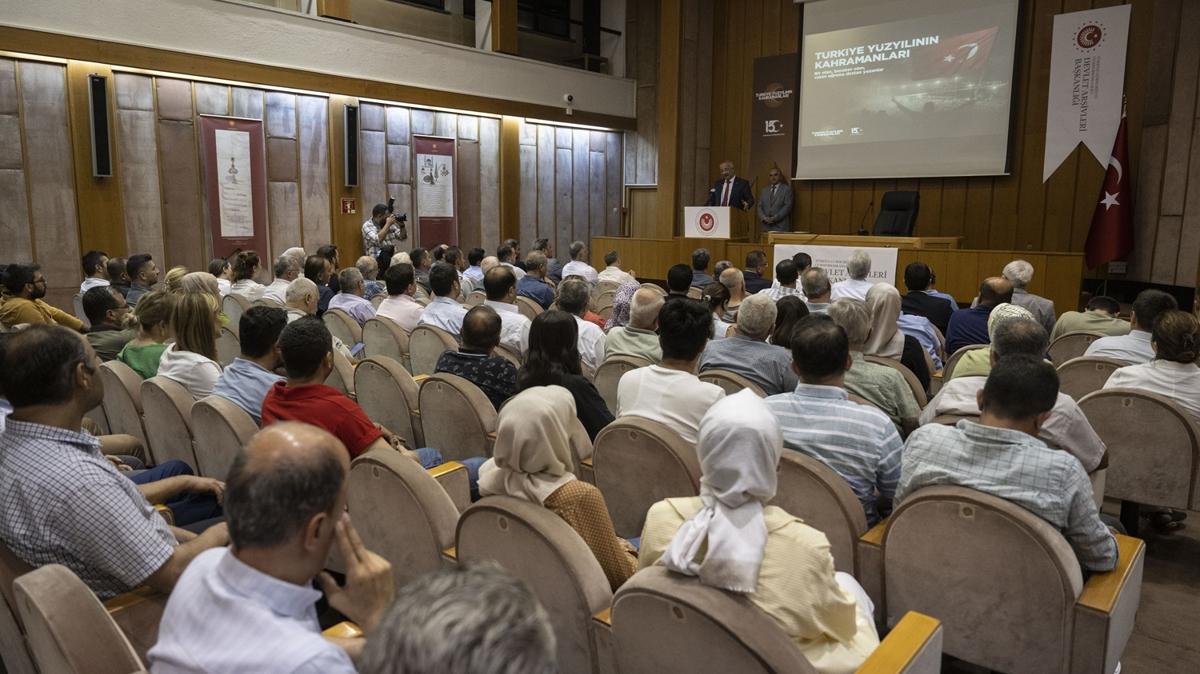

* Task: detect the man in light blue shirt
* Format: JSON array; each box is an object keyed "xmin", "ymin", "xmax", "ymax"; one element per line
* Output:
[
  {"xmin": 212, "ymin": 306, "xmax": 287, "ymax": 425},
  {"xmin": 148, "ymin": 422, "xmax": 396, "ymax": 673},
  {"xmin": 418, "ymin": 262, "xmax": 468, "ymax": 336},
  {"xmin": 1084, "ymin": 289, "xmax": 1177, "ymax": 364},
  {"xmin": 327, "ymin": 268, "xmax": 377, "ymax": 328}
]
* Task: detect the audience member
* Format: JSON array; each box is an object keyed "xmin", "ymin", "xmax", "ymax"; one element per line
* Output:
[
  {"xmin": 1003, "ymin": 259, "xmax": 1056, "ymax": 336},
  {"xmin": 826, "ymin": 299, "xmax": 920, "ymax": 434},
  {"xmin": 0, "ymin": 325, "xmax": 229, "ymax": 598},
  {"xmin": 181, "ymin": 271, "xmax": 221, "ymax": 302},
  {"xmin": 532, "ymin": 238, "xmax": 563, "ymax": 283},
  {"xmin": 263, "ymin": 253, "xmax": 302, "ymax": 305},
  {"xmin": 0, "ymin": 264, "xmax": 83, "ymax": 330},
  {"xmin": 759, "ymin": 259, "xmax": 805, "ymax": 302},
  {"xmin": 304, "ymin": 254, "xmax": 335, "ymax": 314},
  {"xmin": 1085, "ymin": 289, "xmax": 1178, "ymax": 363},
  {"xmin": 118, "ymin": 289, "xmax": 176, "ymax": 379},
  {"xmin": 555, "ymin": 278, "xmax": 607, "ymax": 371},
  {"xmin": 801, "ymin": 267, "xmax": 833, "ymax": 313},
  {"xmin": 1051, "ymin": 295, "xmax": 1130, "ymax": 342},
  {"xmin": 950, "ymin": 303, "xmax": 1034, "ymax": 380},
  {"xmin": 125, "ymin": 253, "xmax": 160, "ymax": 306},
  {"xmin": 690, "ymin": 247, "xmax": 714, "ymax": 288},
  {"xmin": 464, "ymin": 247, "xmax": 486, "ymax": 286},
  {"xmin": 208, "ymin": 258, "xmax": 233, "ymax": 297},
  {"xmin": 1104, "ymin": 310, "xmax": 1200, "ymax": 424},
  {"xmin": 284, "ymin": 278, "xmax": 356, "ymax": 361},
  {"xmin": 864, "ymin": 283, "xmax": 931, "ymax": 391},
  {"xmin": 605, "ymin": 287, "xmax": 665, "ymax": 363},
  {"xmin": 617, "ymin": 298, "xmax": 723, "ymax": 444},
  {"xmin": 158, "ymin": 292, "xmax": 223, "ymax": 400},
  {"xmin": 830, "ymin": 251, "xmax": 874, "ymax": 301},
  {"xmin": 768, "ymin": 295, "xmax": 808, "ymax": 347},
  {"xmin": 163, "ymin": 266, "xmax": 189, "ymax": 294},
  {"xmin": 742, "ymin": 250, "xmax": 771, "ymax": 294},
  {"xmin": 435, "ymin": 305, "xmax": 519, "ymax": 411},
  {"xmin": 898, "ymin": 357, "xmax": 1118, "ymax": 572},
  {"xmin": 597, "ymin": 251, "xmax": 636, "ymax": 286},
  {"xmin": 359, "ymin": 563, "xmax": 556, "ymax": 674},
  {"xmin": 605, "ymin": 281, "xmax": 642, "ymax": 330},
  {"xmin": 640, "ymin": 390, "xmax": 880, "ymax": 672},
  {"xmin": 82, "ymin": 286, "xmax": 135, "ymax": 361},
  {"xmin": 375, "ymin": 263, "xmax": 424, "ymax": 332},
  {"xmin": 328, "ymin": 267, "xmax": 377, "ymax": 327},
  {"xmin": 765, "ymin": 315, "xmax": 903, "ymax": 525},
  {"xmin": 483, "ymin": 266, "xmax": 532, "ymax": 354},
  {"xmin": 108, "ymin": 256, "xmax": 131, "ymax": 297},
  {"xmin": 478, "ymin": 386, "xmax": 635, "ymax": 591},
  {"xmin": 713, "ymin": 259, "xmax": 733, "ymax": 277},
  {"xmin": 703, "ymin": 282, "xmax": 734, "ymax": 339},
  {"xmin": 418, "ymin": 262, "xmax": 469, "ymax": 336},
  {"xmin": 229, "ymin": 251, "xmax": 265, "ymax": 301},
  {"xmin": 944, "ymin": 276, "xmax": 1013, "ymax": 353},
  {"xmin": 149, "ymin": 423, "xmax": 395, "ymax": 672},
  {"xmin": 699, "ymin": 294, "xmax": 797, "ymax": 395},
  {"xmin": 503, "ymin": 238, "xmax": 526, "ymax": 271},
  {"xmin": 496, "ymin": 244, "xmax": 527, "ymax": 281},
  {"xmin": 718, "ymin": 267, "xmax": 746, "ymax": 322},
  {"xmin": 561, "ymin": 240, "xmax": 599, "ymax": 285},
  {"xmin": 80, "ymin": 249, "xmax": 110, "ymax": 293},
  {"xmin": 362, "ymin": 201, "xmax": 406, "ymax": 257},
  {"xmin": 519, "ymin": 310, "xmax": 613, "ymax": 439},
  {"xmin": 900, "ymin": 262, "xmax": 955, "ymax": 334},
  {"xmin": 317, "ymin": 244, "xmax": 342, "ymax": 294},
  {"xmin": 212, "ymin": 306, "xmax": 287, "ymax": 425},
  {"xmin": 356, "ymin": 255, "xmax": 386, "ymax": 300},
  {"xmin": 896, "ymin": 310, "xmax": 944, "ymax": 372},
  {"xmin": 666, "ymin": 264, "xmax": 692, "ymax": 296},
  {"xmin": 517, "ymin": 251, "xmax": 556, "ymax": 310}
]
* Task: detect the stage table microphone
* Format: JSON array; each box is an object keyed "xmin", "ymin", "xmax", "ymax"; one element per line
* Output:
[{"xmin": 858, "ymin": 199, "xmax": 874, "ymax": 236}]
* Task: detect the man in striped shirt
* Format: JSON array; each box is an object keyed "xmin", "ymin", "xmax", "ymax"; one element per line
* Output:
[{"xmin": 765, "ymin": 315, "xmax": 904, "ymax": 525}]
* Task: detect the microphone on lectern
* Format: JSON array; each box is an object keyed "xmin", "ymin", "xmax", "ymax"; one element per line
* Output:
[{"xmin": 857, "ymin": 199, "xmax": 874, "ymax": 236}]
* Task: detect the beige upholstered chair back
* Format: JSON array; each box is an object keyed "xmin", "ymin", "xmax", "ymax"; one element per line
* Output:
[
  {"xmin": 354, "ymin": 357, "xmax": 424, "ymax": 449},
  {"xmin": 369, "ymin": 294, "xmax": 385, "ymax": 309},
  {"xmin": 409, "ymin": 324, "xmax": 459, "ymax": 376},
  {"xmin": 72, "ymin": 293, "xmax": 90, "ymax": 329},
  {"xmin": 251, "ymin": 297, "xmax": 284, "ymax": 309},
  {"xmin": 594, "ymin": 355, "xmax": 652, "ymax": 415},
  {"xmin": 931, "ymin": 413, "xmax": 978, "ymax": 426},
  {"xmin": 1078, "ymin": 388, "xmax": 1200, "ymax": 509},
  {"xmin": 457, "ymin": 496, "xmax": 614, "ymax": 674},
  {"xmin": 639, "ymin": 283, "xmax": 666, "ymax": 296},
  {"xmin": 942, "ymin": 344, "xmax": 986, "ymax": 381},
  {"xmin": 14, "ymin": 565, "xmax": 143, "ymax": 674},
  {"xmin": 698, "ymin": 369, "xmax": 767, "ymax": 397},
  {"xmin": 1048, "ymin": 331, "xmax": 1103, "ymax": 366},
  {"xmin": 419, "ymin": 373, "xmax": 498, "ymax": 461},
  {"xmin": 85, "ymin": 403, "xmax": 111, "ymax": 436},
  {"xmin": 515, "ymin": 295, "xmax": 544, "ymax": 321},
  {"xmin": 361, "ymin": 317, "xmax": 411, "ymax": 370},
  {"xmin": 0, "ymin": 544, "xmax": 35, "ymax": 674},
  {"xmin": 687, "ymin": 286, "xmax": 703, "ymax": 300},
  {"xmin": 593, "ymin": 417, "xmax": 701, "ymax": 538},
  {"xmin": 191, "ymin": 396, "xmax": 258, "ymax": 480},
  {"xmin": 348, "ymin": 449, "xmax": 459, "ymax": 588},
  {"xmin": 465, "ymin": 290, "xmax": 486, "ymax": 307},
  {"xmin": 769, "ymin": 452, "xmax": 868, "ymax": 575},
  {"xmin": 1055, "ymin": 356, "xmax": 1124, "ymax": 400},
  {"xmin": 99, "ymin": 360, "xmax": 150, "ymax": 449},
  {"xmin": 141, "ymin": 377, "xmax": 199, "ymax": 469},
  {"xmin": 884, "ymin": 486, "xmax": 1083, "ymax": 673},
  {"xmin": 593, "ymin": 298, "xmax": 615, "ymax": 322},
  {"xmin": 322, "ymin": 308, "xmax": 362, "ymax": 346},
  {"xmin": 215, "ymin": 326, "xmax": 240, "ymax": 367},
  {"xmin": 595, "ymin": 280, "xmax": 621, "ymax": 297},
  {"xmin": 864, "ymin": 355, "xmax": 928, "ymax": 406},
  {"xmin": 323, "ymin": 347, "xmax": 357, "ymax": 399},
  {"xmin": 494, "ymin": 343, "xmax": 523, "ymax": 368},
  {"xmin": 612, "ymin": 566, "xmax": 817, "ymax": 674},
  {"xmin": 221, "ymin": 293, "xmax": 249, "ymax": 331}
]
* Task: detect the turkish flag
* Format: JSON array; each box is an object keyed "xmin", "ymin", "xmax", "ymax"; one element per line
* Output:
[
  {"xmin": 910, "ymin": 27, "xmax": 998, "ymax": 81},
  {"xmin": 1085, "ymin": 113, "xmax": 1134, "ymax": 268}
]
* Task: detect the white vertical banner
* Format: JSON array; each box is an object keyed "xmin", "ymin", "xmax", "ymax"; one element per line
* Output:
[{"xmin": 1043, "ymin": 5, "xmax": 1130, "ymax": 182}]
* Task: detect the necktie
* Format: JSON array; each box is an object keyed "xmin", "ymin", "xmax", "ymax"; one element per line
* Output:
[{"xmin": 721, "ymin": 179, "xmax": 732, "ymax": 206}]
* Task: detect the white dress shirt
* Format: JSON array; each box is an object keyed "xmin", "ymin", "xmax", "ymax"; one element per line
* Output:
[
  {"xmin": 418, "ymin": 296, "xmax": 469, "ymax": 335},
  {"xmin": 616, "ymin": 365, "xmax": 725, "ymax": 445},
  {"xmin": 484, "ymin": 300, "xmax": 531, "ymax": 354},
  {"xmin": 375, "ymin": 293, "xmax": 424, "ymax": 333},
  {"xmin": 562, "ymin": 260, "xmax": 599, "ymax": 285},
  {"xmin": 230, "ymin": 279, "xmax": 265, "ymax": 302},
  {"xmin": 217, "ymin": 278, "xmax": 232, "ymax": 297},
  {"xmin": 1084, "ymin": 329, "xmax": 1155, "ymax": 364},
  {"xmin": 157, "ymin": 343, "xmax": 223, "ymax": 400},
  {"xmin": 500, "ymin": 261, "xmax": 527, "ymax": 281},
  {"xmin": 261, "ymin": 278, "xmax": 290, "ymax": 305},
  {"xmin": 598, "ymin": 265, "xmax": 637, "ymax": 286},
  {"xmin": 1104, "ymin": 359, "xmax": 1200, "ymax": 425},
  {"xmin": 148, "ymin": 548, "xmax": 355, "ymax": 673},
  {"xmin": 830, "ymin": 278, "xmax": 874, "ymax": 302},
  {"xmin": 80, "ymin": 277, "xmax": 110, "ymax": 293},
  {"xmin": 919, "ymin": 375, "xmax": 1106, "ymax": 472},
  {"xmin": 573, "ymin": 315, "xmax": 606, "ymax": 372}
]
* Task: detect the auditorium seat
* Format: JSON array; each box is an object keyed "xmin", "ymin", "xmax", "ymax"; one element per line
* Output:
[
  {"xmin": 1056, "ymin": 356, "xmax": 1125, "ymax": 400},
  {"xmin": 590, "ymin": 287, "xmax": 615, "ymax": 310},
  {"xmin": 141, "ymin": 377, "xmax": 199, "ymax": 470},
  {"xmin": 98, "ymin": 361, "xmax": 150, "ymax": 452},
  {"xmin": 593, "ymin": 355, "xmax": 653, "ymax": 415},
  {"xmin": 457, "ymin": 496, "xmax": 616, "ymax": 674},
  {"xmin": 361, "ymin": 317, "xmax": 411, "ymax": 371},
  {"xmin": 71, "ymin": 293, "xmax": 89, "ymax": 330},
  {"xmin": 595, "ymin": 280, "xmax": 621, "ymax": 297},
  {"xmin": 324, "ymin": 347, "xmax": 357, "ymax": 399},
  {"xmin": 941, "ymin": 344, "xmax": 987, "ymax": 381},
  {"xmin": 1078, "ymin": 388, "xmax": 1200, "ymax": 534},
  {"xmin": 215, "ymin": 325, "xmax": 240, "ymax": 367},
  {"xmin": 612, "ymin": 566, "xmax": 944, "ymax": 674},
  {"xmin": 494, "ymin": 343, "xmax": 523, "ymax": 368},
  {"xmin": 13, "ymin": 565, "xmax": 143, "ymax": 674},
  {"xmin": 592, "ymin": 417, "xmax": 700, "ymax": 539},
  {"xmin": 768, "ymin": 452, "xmax": 868, "ymax": 575},
  {"xmin": 1048, "ymin": 331, "xmax": 1105, "ymax": 366},
  {"xmin": 0, "ymin": 544, "xmax": 35, "ymax": 674},
  {"xmin": 466, "ymin": 289, "xmax": 486, "ymax": 307},
  {"xmin": 222, "ymin": 294, "xmax": 250, "ymax": 333},
  {"xmin": 347, "ymin": 448, "xmax": 462, "ymax": 587},
  {"xmin": 697, "ymin": 369, "xmax": 767, "ymax": 397},
  {"xmin": 409, "ymin": 324, "xmax": 459, "ymax": 376},
  {"xmin": 593, "ymin": 295, "xmax": 615, "ymax": 322},
  {"xmin": 251, "ymin": 297, "xmax": 284, "ymax": 309},
  {"xmin": 638, "ymin": 283, "xmax": 666, "ymax": 296},
  {"xmin": 369, "ymin": 294, "xmax": 384, "ymax": 309},
  {"xmin": 864, "ymin": 354, "xmax": 929, "ymax": 405},
  {"xmin": 419, "ymin": 373, "xmax": 497, "ymax": 461},
  {"xmin": 874, "ymin": 486, "xmax": 1143, "ymax": 673},
  {"xmin": 322, "ymin": 308, "xmax": 362, "ymax": 347},
  {"xmin": 515, "ymin": 296, "xmax": 544, "ymax": 321},
  {"xmin": 85, "ymin": 402, "xmax": 111, "ymax": 436},
  {"xmin": 354, "ymin": 356, "xmax": 424, "ymax": 449},
  {"xmin": 191, "ymin": 396, "xmax": 258, "ymax": 480}
]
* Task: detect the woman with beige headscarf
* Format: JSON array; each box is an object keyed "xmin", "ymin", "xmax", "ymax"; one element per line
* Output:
[
  {"xmin": 639, "ymin": 390, "xmax": 879, "ymax": 673},
  {"xmin": 950, "ymin": 302, "xmax": 1034, "ymax": 379},
  {"xmin": 864, "ymin": 283, "xmax": 930, "ymax": 391},
  {"xmin": 478, "ymin": 385, "xmax": 637, "ymax": 591}
]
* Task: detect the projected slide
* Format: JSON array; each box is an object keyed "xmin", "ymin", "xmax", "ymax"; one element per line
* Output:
[{"xmin": 795, "ymin": 0, "xmax": 1018, "ymax": 180}]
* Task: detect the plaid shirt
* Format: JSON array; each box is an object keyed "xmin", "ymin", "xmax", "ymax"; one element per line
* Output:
[
  {"xmin": 898, "ymin": 420, "xmax": 1118, "ymax": 572},
  {"xmin": 759, "ymin": 283, "xmax": 807, "ymax": 302},
  {"xmin": 0, "ymin": 419, "xmax": 176, "ymax": 597}
]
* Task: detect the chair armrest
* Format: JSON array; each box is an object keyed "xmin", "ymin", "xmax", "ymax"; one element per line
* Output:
[
  {"xmin": 428, "ymin": 461, "xmax": 470, "ymax": 513},
  {"xmin": 857, "ymin": 611, "xmax": 942, "ymax": 674},
  {"xmin": 153, "ymin": 504, "xmax": 175, "ymax": 527},
  {"xmin": 592, "ymin": 607, "xmax": 612, "ymax": 627},
  {"xmin": 104, "ymin": 586, "xmax": 168, "ymax": 663},
  {"xmin": 413, "ymin": 374, "xmax": 430, "ymax": 384},
  {"xmin": 590, "ymin": 606, "xmax": 618, "ymax": 674},
  {"xmin": 581, "ymin": 456, "xmax": 594, "ymax": 468},
  {"xmin": 856, "ymin": 520, "xmax": 888, "ymax": 623},
  {"xmin": 442, "ymin": 546, "xmax": 457, "ymax": 562},
  {"xmin": 578, "ymin": 455, "xmax": 595, "ymax": 485},
  {"xmin": 1072, "ymin": 534, "xmax": 1145, "ymax": 674},
  {"xmin": 322, "ymin": 621, "xmax": 364, "ymax": 639}
]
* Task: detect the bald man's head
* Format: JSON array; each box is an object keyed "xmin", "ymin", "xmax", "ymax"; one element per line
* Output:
[
  {"xmin": 629, "ymin": 287, "xmax": 665, "ymax": 330},
  {"xmin": 483, "ymin": 265, "xmax": 517, "ymax": 302},
  {"xmin": 462, "ymin": 305, "xmax": 502, "ymax": 352},
  {"xmin": 480, "ymin": 256, "xmax": 501, "ymax": 274},
  {"xmin": 225, "ymin": 422, "xmax": 348, "ymax": 551},
  {"xmin": 979, "ymin": 276, "xmax": 1014, "ymax": 307}
]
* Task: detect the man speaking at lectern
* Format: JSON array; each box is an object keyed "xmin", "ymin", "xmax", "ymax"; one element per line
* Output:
[{"xmin": 706, "ymin": 160, "xmax": 754, "ymax": 212}]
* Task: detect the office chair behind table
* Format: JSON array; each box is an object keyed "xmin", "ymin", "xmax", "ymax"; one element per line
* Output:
[{"xmin": 872, "ymin": 191, "xmax": 920, "ymax": 237}]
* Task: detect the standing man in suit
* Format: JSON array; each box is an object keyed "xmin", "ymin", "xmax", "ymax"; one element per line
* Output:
[
  {"xmin": 706, "ymin": 160, "xmax": 755, "ymax": 211},
  {"xmin": 757, "ymin": 167, "xmax": 793, "ymax": 233}
]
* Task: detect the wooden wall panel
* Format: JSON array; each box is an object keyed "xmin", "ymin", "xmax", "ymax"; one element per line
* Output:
[
  {"xmin": 155, "ymin": 78, "xmax": 192, "ymax": 121},
  {"xmin": 232, "ymin": 87, "xmax": 264, "ymax": 119},
  {"xmin": 297, "ymin": 95, "xmax": 331, "ymax": 249},
  {"xmin": 572, "ymin": 129, "xmax": 590, "ymax": 243},
  {"xmin": 156, "ymin": 119, "xmax": 205, "ymax": 271},
  {"xmin": 0, "ymin": 59, "xmax": 33, "ymax": 262},
  {"xmin": 1158, "ymin": 0, "xmax": 1199, "ymax": 216},
  {"xmin": 359, "ymin": 102, "xmax": 385, "ymax": 133},
  {"xmin": 194, "ymin": 83, "xmax": 229, "ymax": 116},
  {"xmin": 386, "ymin": 106, "xmax": 409, "ymax": 144},
  {"xmin": 457, "ymin": 140, "xmax": 481, "ymax": 250},
  {"xmin": 555, "ymin": 147, "xmax": 573, "ymax": 254},
  {"xmin": 589, "ymin": 151, "xmax": 606, "ymax": 241},
  {"xmin": 115, "ymin": 108, "xmax": 164, "ymax": 263},
  {"xmin": 605, "ymin": 132, "xmax": 622, "ymax": 234},
  {"xmin": 536, "ymin": 125, "xmax": 556, "ymax": 247},
  {"xmin": 479, "ymin": 117, "xmax": 501, "ymax": 248},
  {"xmin": 66, "ymin": 62, "xmax": 124, "ymax": 256},
  {"xmin": 265, "ymin": 92, "xmax": 298, "ymax": 139},
  {"xmin": 360, "ymin": 129, "xmax": 387, "ymax": 217},
  {"xmin": 435, "ymin": 112, "xmax": 457, "ymax": 138},
  {"xmin": 411, "ymin": 109, "xmax": 435, "ymax": 136},
  {"xmin": 518, "ymin": 143, "xmax": 538, "ymax": 247},
  {"xmin": 267, "ymin": 181, "xmax": 300, "ymax": 257}
]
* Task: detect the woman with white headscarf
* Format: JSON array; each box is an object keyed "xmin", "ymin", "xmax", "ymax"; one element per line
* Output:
[
  {"xmin": 950, "ymin": 302, "xmax": 1035, "ymax": 380},
  {"xmin": 638, "ymin": 390, "xmax": 879, "ymax": 673},
  {"xmin": 478, "ymin": 385, "xmax": 637, "ymax": 591},
  {"xmin": 864, "ymin": 283, "xmax": 931, "ymax": 391}
]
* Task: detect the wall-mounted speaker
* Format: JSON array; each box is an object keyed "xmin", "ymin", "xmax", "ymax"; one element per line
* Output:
[
  {"xmin": 87, "ymin": 74, "xmax": 112, "ymax": 177},
  {"xmin": 344, "ymin": 104, "xmax": 359, "ymax": 187}
]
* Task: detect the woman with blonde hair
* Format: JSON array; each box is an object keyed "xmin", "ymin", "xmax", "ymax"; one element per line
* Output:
[
  {"xmin": 116, "ymin": 288, "xmax": 177, "ymax": 379},
  {"xmin": 163, "ymin": 266, "xmax": 188, "ymax": 294},
  {"xmin": 157, "ymin": 291, "xmax": 223, "ymax": 399}
]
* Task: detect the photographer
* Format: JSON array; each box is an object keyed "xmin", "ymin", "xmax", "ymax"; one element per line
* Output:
[{"xmin": 361, "ymin": 202, "xmax": 407, "ymax": 258}]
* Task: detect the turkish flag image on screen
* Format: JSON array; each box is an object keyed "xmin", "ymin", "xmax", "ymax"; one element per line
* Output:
[{"xmin": 910, "ymin": 27, "xmax": 998, "ymax": 81}]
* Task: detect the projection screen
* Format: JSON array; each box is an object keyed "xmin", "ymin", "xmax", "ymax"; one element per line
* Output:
[{"xmin": 795, "ymin": 0, "xmax": 1020, "ymax": 180}]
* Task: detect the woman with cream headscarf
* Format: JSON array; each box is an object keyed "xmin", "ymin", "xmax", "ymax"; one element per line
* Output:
[
  {"xmin": 478, "ymin": 385, "xmax": 637, "ymax": 591},
  {"xmin": 949, "ymin": 302, "xmax": 1035, "ymax": 380},
  {"xmin": 638, "ymin": 390, "xmax": 879, "ymax": 673},
  {"xmin": 864, "ymin": 283, "xmax": 931, "ymax": 391}
]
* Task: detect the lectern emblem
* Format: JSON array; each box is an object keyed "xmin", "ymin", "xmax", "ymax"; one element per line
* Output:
[{"xmin": 698, "ymin": 212, "xmax": 715, "ymax": 232}]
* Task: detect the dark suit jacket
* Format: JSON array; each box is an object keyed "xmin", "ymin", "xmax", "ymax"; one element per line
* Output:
[
  {"xmin": 743, "ymin": 271, "xmax": 771, "ymax": 294},
  {"xmin": 902, "ymin": 291, "xmax": 955, "ymax": 335},
  {"xmin": 706, "ymin": 176, "xmax": 755, "ymax": 210}
]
